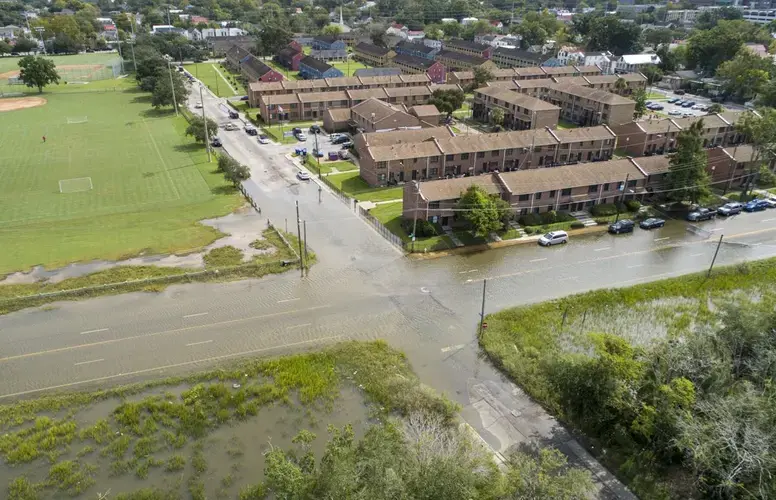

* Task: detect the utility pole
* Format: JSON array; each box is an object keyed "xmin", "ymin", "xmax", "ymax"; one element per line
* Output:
[
  {"xmin": 214, "ymin": 66, "xmax": 219, "ymax": 96},
  {"xmin": 199, "ymin": 85, "xmax": 212, "ymax": 162},
  {"xmin": 411, "ymin": 185, "xmax": 420, "ymax": 252},
  {"xmin": 314, "ymin": 130, "xmax": 321, "ymax": 179},
  {"xmin": 708, "ymin": 234, "xmax": 723, "ymax": 277},
  {"xmin": 166, "ymin": 58, "xmax": 178, "ymax": 117},
  {"xmin": 303, "ymin": 220, "xmax": 309, "ymax": 275},
  {"xmin": 478, "ymin": 279, "xmax": 487, "ymax": 337},
  {"xmin": 129, "ymin": 15, "xmax": 137, "ymax": 72},
  {"xmin": 318, "ymin": 186, "xmax": 322, "ymax": 203},
  {"xmin": 615, "ymin": 173, "xmax": 630, "ymax": 222},
  {"xmin": 296, "ymin": 201, "xmax": 304, "ymax": 278}
]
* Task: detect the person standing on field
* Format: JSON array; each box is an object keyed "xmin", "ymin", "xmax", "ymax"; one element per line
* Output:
[{"xmin": 42, "ymin": 136, "xmax": 46, "ymax": 143}]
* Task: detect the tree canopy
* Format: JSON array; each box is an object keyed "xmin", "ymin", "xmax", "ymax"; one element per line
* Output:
[
  {"xmin": 151, "ymin": 68, "xmax": 188, "ymax": 109},
  {"xmin": 17, "ymin": 55, "xmax": 60, "ymax": 93},
  {"xmin": 666, "ymin": 119, "xmax": 710, "ymax": 204},
  {"xmin": 428, "ymin": 88, "xmax": 465, "ymax": 119},
  {"xmin": 457, "ymin": 185, "xmax": 510, "ymax": 237}
]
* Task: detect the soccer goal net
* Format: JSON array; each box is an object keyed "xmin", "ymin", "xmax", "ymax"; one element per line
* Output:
[
  {"xmin": 59, "ymin": 177, "xmax": 93, "ymax": 194},
  {"xmin": 67, "ymin": 116, "xmax": 88, "ymax": 124}
]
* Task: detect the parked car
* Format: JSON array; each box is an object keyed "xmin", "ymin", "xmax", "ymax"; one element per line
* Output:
[
  {"xmin": 667, "ymin": 97, "xmax": 680, "ymax": 104},
  {"xmin": 211, "ymin": 137, "xmax": 222, "ymax": 147},
  {"xmin": 244, "ymin": 125, "xmax": 258, "ymax": 136},
  {"xmin": 332, "ymin": 135, "xmax": 350, "ymax": 145},
  {"xmin": 223, "ymin": 123, "xmax": 238, "ymax": 131},
  {"xmin": 309, "ymin": 124, "xmax": 321, "ymax": 134},
  {"xmin": 296, "ymin": 171, "xmax": 311, "ymax": 181},
  {"xmin": 717, "ymin": 202, "xmax": 743, "ymax": 216},
  {"xmin": 668, "ymin": 110, "xmax": 683, "ymax": 116},
  {"xmin": 674, "ymin": 89, "xmax": 686, "ymax": 95},
  {"xmin": 311, "ymin": 148, "xmax": 324, "ymax": 157},
  {"xmin": 228, "ymin": 110, "xmax": 239, "ymax": 119},
  {"xmin": 743, "ymin": 199, "xmax": 768, "ymax": 212},
  {"xmin": 240, "ymin": 95, "xmax": 249, "ymax": 101},
  {"xmin": 340, "ymin": 140, "xmax": 354, "ymax": 149},
  {"xmin": 538, "ymin": 230, "xmax": 568, "ymax": 246},
  {"xmin": 258, "ymin": 134, "xmax": 270, "ymax": 144},
  {"xmin": 195, "ymin": 102, "xmax": 203, "ymax": 108},
  {"xmin": 296, "ymin": 132, "xmax": 308, "ymax": 142},
  {"xmin": 292, "ymin": 127, "xmax": 302, "ymax": 135},
  {"xmin": 681, "ymin": 101, "xmax": 696, "ymax": 108},
  {"xmin": 608, "ymin": 219, "xmax": 635, "ymax": 234},
  {"xmin": 760, "ymin": 198, "xmax": 776, "ymax": 208},
  {"xmin": 338, "ymin": 150, "xmax": 349, "ymax": 160},
  {"xmin": 651, "ymin": 104, "xmax": 664, "ymax": 111},
  {"xmin": 639, "ymin": 217, "xmax": 666, "ymax": 230},
  {"xmin": 687, "ymin": 208, "xmax": 716, "ymax": 221}
]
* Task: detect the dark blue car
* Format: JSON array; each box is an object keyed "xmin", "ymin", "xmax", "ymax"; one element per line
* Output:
[{"xmin": 743, "ymin": 199, "xmax": 768, "ymax": 212}]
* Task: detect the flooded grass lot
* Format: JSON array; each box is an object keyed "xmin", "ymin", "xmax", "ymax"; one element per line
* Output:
[{"xmin": 0, "ymin": 342, "xmax": 456, "ymax": 499}]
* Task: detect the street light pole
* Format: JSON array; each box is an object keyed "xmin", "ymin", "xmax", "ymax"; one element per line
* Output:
[
  {"xmin": 314, "ymin": 130, "xmax": 321, "ymax": 179},
  {"xmin": 615, "ymin": 173, "xmax": 630, "ymax": 223},
  {"xmin": 708, "ymin": 234, "xmax": 723, "ymax": 277},
  {"xmin": 199, "ymin": 85, "xmax": 212, "ymax": 163},
  {"xmin": 478, "ymin": 279, "xmax": 487, "ymax": 337},
  {"xmin": 168, "ymin": 59, "xmax": 179, "ymax": 117}
]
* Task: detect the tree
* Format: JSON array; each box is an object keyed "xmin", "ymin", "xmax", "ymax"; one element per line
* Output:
[
  {"xmin": 490, "ymin": 107, "xmax": 504, "ymax": 126},
  {"xmin": 0, "ymin": 40, "xmax": 11, "ymax": 55},
  {"xmin": 186, "ymin": 116, "xmax": 218, "ymax": 143},
  {"xmin": 666, "ymin": 119, "xmax": 711, "ymax": 204},
  {"xmin": 758, "ymin": 164, "xmax": 776, "ymax": 187},
  {"xmin": 457, "ymin": 184, "xmax": 510, "ymax": 236},
  {"xmin": 322, "ymin": 24, "xmax": 342, "ymax": 35},
  {"xmin": 632, "ymin": 89, "xmax": 647, "ymax": 119},
  {"xmin": 133, "ymin": 44, "xmax": 167, "ymax": 82},
  {"xmin": 472, "ymin": 65, "xmax": 493, "ymax": 89},
  {"xmin": 614, "ymin": 77, "xmax": 628, "ymax": 95},
  {"xmin": 735, "ymin": 110, "xmax": 776, "ymax": 196},
  {"xmin": 694, "ymin": 6, "xmax": 743, "ymax": 30},
  {"xmin": 367, "ymin": 22, "xmax": 388, "ymax": 47},
  {"xmin": 17, "ymin": 55, "xmax": 59, "ymax": 93},
  {"xmin": 503, "ymin": 448, "xmax": 595, "ymax": 499},
  {"xmin": 427, "ymin": 88, "xmax": 465, "ymax": 120},
  {"xmin": 218, "ymin": 154, "xmax": 251, "ymax": 183},
  {"xmin": 716, "ymin": 49, "xmax": 775, "ymax": 101},
  {"xmin": 585, "ymin": 16, "xmax": 643, "ymax": 56},
  {"xmin": 644, "ymin": 27, "xmax": 673, "ymax": 50},
  {"xmin": 686, "ymin": 20, "xmax": 769, "ymax": 74},
  {"xmin": 656, "ymin": 44, "xmax": 679, "ymax": 73},
  {"xmin": 151, "ymin": 69, "xmax": 188, "ymax": 109},
  {"xmin": 641, "ymin": 65, "xmax": 664, "ymax": 86},
  {"xmin": 12, "ymin": 37, "xmax": 38, "ymax": 53},
  {"xmin": 706, "ymin": 103, "xmax": 724, "ymax": 114}
]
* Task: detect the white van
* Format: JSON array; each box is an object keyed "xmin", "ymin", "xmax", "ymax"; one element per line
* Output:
[{"xmin": 538, "ymin": 230, "xmax": 569, "ymax": 246}]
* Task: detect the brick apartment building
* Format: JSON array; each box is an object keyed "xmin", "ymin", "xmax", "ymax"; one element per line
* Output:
[
  {"xmin": 472, "ymin": 87, "xmax": 560, "ymax": 130},
  {"xmin": 443, "ymin": 39, "xmax": 493, "ymax": 59},
  {"xmin": 225, "ymin": 46, "xmax": 283, "ymax": 83},
  {"xmin": 491, "ymin": 47, "xmax": 548, "ymax": 68},
  {"xmin": 210, "ymin": 36, "xmax": 254, "ymax": 56},
  {"xmin": 611, "ymin": 111, "xmax": 751, "ymax": 156},
  {"xmin": 298, "ymin": 56, "xmax": 344, "ymax": 79},
  {"xmin": 394, "ymin": 41, "xmax": 439, "ymax": 60},
  {"xmin": 390, "ymin": 54, "xmax": 447, "ymax": 83},
  {"xmin": 353, "ymin": 42, "xmax": 396, "ymax": 66},
  {"xmin": 358, "ymin": 125, "xmax": 616, "ymax": 186},
  {"xmin": 275, "ymin": 42, "xmax": 304, "ymax": 71},
  {"xmin": 323, "ymin": 98, "xmax": 424, "ymax": 133},
  {"xmin": 435, "ymin": 49, "xmax": 499, "ymax": 71},
  {"xmin": 544, "ymin": 83, "xmax": 635, "ymax": 126}
]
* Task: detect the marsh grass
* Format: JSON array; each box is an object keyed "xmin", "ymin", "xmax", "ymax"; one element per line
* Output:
[{"xmin": 1, "ymin": 341, "xmax": 456, "ymax": 498}]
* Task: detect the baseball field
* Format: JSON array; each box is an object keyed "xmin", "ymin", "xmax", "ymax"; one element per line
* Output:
[{"xmin": 0, "ymin": 87, "xmax": 241, "ymax": 276}]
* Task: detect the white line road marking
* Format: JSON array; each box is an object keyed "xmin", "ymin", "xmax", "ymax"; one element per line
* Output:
[
  {"xmin": 80, "ymin": 328, "xmax": 109, "ymax": 335},
  {"xmin": 287, "ymin": 323, "xmax": 311, "ymax": 330},
  {"xmin": 529, "ymin": 258, "xmax": 547, "ymax": 263},
  {"xmin": 762, "ymin": 218, "xmax": 775, "ymax": 223},
  {"xmin": 711, "ymin": 228, "xmax": 723, "ymax": 232},
  {"xmin": 627, "ymin": 264, "xmax": 643, "ymax": 269},
  {"xmin": 690, "ymin": 253, "xmax": 704, "ymax": 257},
  {"xmin": 0, "ymin": 335, "xmax": 344, "ymax": 399},
  {"xmin": 557, "ymin": 276, "xmax": 577, "ymax": 281},
  {"xmin": 277, "ymin": 298, "xmax": 300, "ymax": 303},
  {"xmin": 183, "ymin": 312, "xmax": 209, "ymax": 319},
  {"xmin": 441, "ymin": 344, "xmax": 466, "ymax": 353},
  {"xmin": 594, "ymin": 247, "xmax": 611, "ymax": 252},
  {"xmin": 186, "ymin": 340, "xmax": 213, "ymax": 347},
  {"xmin": 654, "ymin": 237, "xmax": 670, "ymax": 242},
  {"xmin": 458, "ymin": 269, "xmax": 478, "ymax": 274},
  {"xmin": 74, "ymin": 359, "xmax": 104, "ymax": 367}
]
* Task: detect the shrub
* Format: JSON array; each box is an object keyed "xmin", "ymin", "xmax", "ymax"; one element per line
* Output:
[
  {"xmin": 624, "ymin": 200, "xmax": 641, "ymax": 212},
  {"xmin": 570, "ymin": 221, "xmax": 585, "ymax": 229},
  {"xmin": 594, "ymin": 217, "xmax": 611, "ymax": 225},
  {"xmin": 540, "ymin": 210, "xmax": 558, "ymax": 224},
  {"xmin": 590, "ymin": 203, "xmax": 619, "ymax": 216},
  {"xmin": 759, "ymin": 165, "xmax": 776, "ymax": 187},
  {"xmin": 518, "ymin": 213, "xmax": 542, "ymax": 226},
  {"xmin": 203, "ymin": 246, "xmax": 244, "ymax": 268},
  {"xmin": 524, "ymin": 227, "xmax": 535, "ymax": 234},
  {"xmin": 401, "ymin": 218, "xmax": 437, "ymax": 238}
]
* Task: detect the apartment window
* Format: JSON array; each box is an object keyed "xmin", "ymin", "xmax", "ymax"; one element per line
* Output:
[
  {"xmin": 518, "ymin": 194, "xmax": 529, "ymax": 201},
  {"xmin": 560, "ymin": 154, "xmax": 567, "ymax": 162},
  {"xmin": 535, "ymin": 192, "xmax": 542, "ymax": 200},
  {"xmin": 549, "ymin": 190, "xmax": 556, "ymax": 198},
  {"xmin": 627, "ymin": 180, "xmax": 637, "ymax": 188},
  {"xmin": 446, "ymin": 155, "xmax": 454, "ymax": 161},
  {"xmin": 430, "ymin": 156, "xmax": 439, "ymax": 163},
  {"xmin": 430, "ymin": 167, "xmax": 438, "ymax": 175},
  {"xmin": 377, "ymin": 161, "xmax": 387, "ymax": 169},
  {"xmin": 535, "ymin": 146, "xmax": 542, "ymax": 152},
  {"xmin": 429, "ymin": 201, "xmax": 440, "ymax": 209},
  {"xmin": 603, "ymin": 183, "xmax": 610, "ymax": 191},
  {"xmin": 561, "ymin": 188, "xmax": 572, "ymax": 196},
  {"xmin": 491, "ymin": 151, "xmax": 499, "ymax": 157},
  {"xmin": 474, "ymin": 152, "xmax": 485, "ymax": 159},
  {"xmin": 461, "ymin": 153, "xmax": 470, "ymax": 160},
  {"xmin": 506, "ymin": 149, "xmax": 514, "ymax": 156},
  {"xmin": 413, "ymin": 158, "xmax": 418, "ymax": 164},
  {"xmin": 588, "ymin": 184, "xmax": 598, "ymax": 193}
]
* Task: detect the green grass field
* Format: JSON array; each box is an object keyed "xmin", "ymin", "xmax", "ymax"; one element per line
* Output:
[
  {"xmin": 183, "ymin": 63, "xmax": 245, "ymax": 97},
  {"xmin": 325, "ymin": 172, "xmax": 403, "ymax": 202},
  {"xmin": 0, "ymin": 87, "xmax": 241, "ymax": 275},
  {"xmin": 263, "ymin": 57, "xmax": 368, "ymax": 81},
  {"xmin": 0, "ymin": 52, "xmax": 120, "ymax": 75}
]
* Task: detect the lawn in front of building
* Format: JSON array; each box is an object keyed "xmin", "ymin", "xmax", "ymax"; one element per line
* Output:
[
  {"xmin": 556, "ymin": 119, "xmax": 579, "ymax": 130},
  {"xmin": 183, "ymin": 63, "xmax": 245, "ymax": 97},
  {"xmin": 324, "ymin": 171, "xmax": 403, "ymax": 202},
  {"xmin": 369, "ymin": 202, "xmax": 454, "ymax": 252}
]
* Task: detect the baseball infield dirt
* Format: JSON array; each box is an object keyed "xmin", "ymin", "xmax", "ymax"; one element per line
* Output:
[{"xmin": 0, "ymin": 97, "xmax": 47, "ymax": 113}]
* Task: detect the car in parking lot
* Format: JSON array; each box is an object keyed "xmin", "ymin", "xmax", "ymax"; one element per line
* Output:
[
  {"xmin": 538, "ymin": 230, "xmax": 568, "ymax": 246},
  {"xmin": 240, "ymin": 95, "xmax": 249, "ymax": 101},
  {"xmin": 258, "ymin": 134, "xmax": 270, "ymax": 144},
  {"xmin": 309, "ymin": 124, "xmax": 321, "ymax": 134},
  {"xmin": 608, "ymin": 219, "xmax": 635, "ymax": 234},
  {"xmin": 195, "ymin": 102, "xmax": 203, "ymax": 108},
  {"xmin": 681, "ymin": 101, "xmax": 696, "ymax": 108},
  {"xmin": 687, "ymin": 207, "xmax": 716, "ymax": 221},
  {"xmin": 717, "ymin": 202, "xmax": 743, "ymax": 216},
  {"xmin": 674, "ymin": 89, "xmax": 686, "ymax": 95},
  {"xmin": 668, "ymin": 110, "xmax": 683, "ymax": 116},
  {"xmin": 296, "ymin": 132, "xmax": 307, "ymax": 141},
  {"xmin": 743, "ymin": 199, "xmax": 769, "ymax": 212},
  {"xmin": 639, "ymin": 217, "xmax": 666, "ymax": 230},
  {"xmin": 296, "ymin": 171, "xmax": 311, "ymax": 181},
  {"xmin": 667, "ymin": 97, "xmax": 680, "ymax": 104},
  {"xmin": 332, "ymin": 134, "xmax": 351, "ymax": 145}
]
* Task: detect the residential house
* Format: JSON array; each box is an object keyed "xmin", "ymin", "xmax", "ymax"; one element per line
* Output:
[
  {"xmin": 275, "ymin": 43, "xmax": 304, "ymax": 71},
  {"xmin": 403, "ymin": 175, "xmax": 504, "ymax": 227},
  {"xmin": 491, "ymin": 47, "xmax": 547, "ymax": 68},
  {"xmin": 292, "ymin": 34, "xmax": 314, "ymax": 46},
  {"xmin": 151, "ymin": 25, "xmax": 186, "ymax": 36},
  {"xmin": 544, "ymin": 83, "xmax": 636, "ymax": 126},
  {"xmin": 390, "ymin": 54, "xmax": 447, "ymax": 84},
  {"xmin": 348, "ymin": 98, "xmax": 422, "ymax": 132},
  {"xmin": 0, "ymin": 25, "xmax": 22, "ymax": 40},
  {"xmin": 100, "ymin": 24, "xmax": 118, "ymax": 40},
  {"xmin": 706, "ymin": 145, "xmax": 763, "ymax": 190},
  {"xmin": 240, "ymin": 55, "xmax": 284, "ymax": 82},
  {"xmin": 209, "ymin": 36, "xmax": 254, "ymax": 56},
  {"xmin": 584, "ymin": 73, "xmax": 648, "ymax": 95},
  {"xmin": 298, "ymin": 56, "xmax": 344, "ymax": 79},
  {"xmin": 473, "ymin": 87, "xmax": 560, "ymax": 130},
  {"xmin": 310, "ymin": 48, "xmax": 348, "ymax": 61},
  {"xmin": 409, "ymin": 105, "xmax": 443, "ymax": 126},
  {"xmin": 614, "ymin": 54, "xmax": 661, "ymax": 74},
  {"xmin": 354, "ymin": 67, "xmax": 402, "ymax": 77},
  {"xmin": 435, "ymin": 50, "xmax": 499, "ymax": 72},
  {"xmin": 353, "ymin": 43, "xmax": 396, "ymax": 67},
  {"xmin": 312, "ymin": 35, "xmax": 347, "ymax": 51},
  {"xmin": 443, "ymin": 39, "xmax": 493, "ymax": 59},
  {"xmin": 423, "ymin": 38, "xmax": 443, "ymax": 50},
  {"xmin": 354, "ymin": 127, "xmax": 454, "ymax": 159},
  {"xmin": 447, "ymin": 68, "xmax": 518, "ymax": 86},
  {"xmin": 394, "ymin": 41, "xmax": 439, "ymax": 60},
  {"xmin": 384, "ymin": 86, "xmax": 433, "ymax": 107}
]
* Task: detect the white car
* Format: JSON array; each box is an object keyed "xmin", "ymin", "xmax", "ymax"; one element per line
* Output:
[
  {"xmin": 538, "ymin": 230, "xmax": 568, "ymax": 246},
  {"xmin": 258, "ymin": 134, "xmax": 270, "ymax": 144},
  {"xmin": 760, "ymin": 198, "xmax": 776, "ymax": 208},
  {"xmin": 296, "ymin": 171, "xmax": 311, "ymax": 181},
  {"xmin": 296, "ymin": 132, "xmax": 307, "ymax": 142},
  {"xmin": 668, "ymin": 110, "xmax": 682, "ymax": 116},
  {"xmin": 223, "ymin": 123, "xmax": 237, "ymax": 131},
  {"xmin": 195, "ymin": 102, "xmax": 203, "ymax": 108}
]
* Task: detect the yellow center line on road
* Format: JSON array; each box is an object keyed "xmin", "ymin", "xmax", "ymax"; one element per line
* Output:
[
  {"xmin": 0, "ymin": 304, "xmax": 333, "ymax": 364},
  {"xmin": 0, "ymin": 335, "xmax": 344, "ymax": 400}
]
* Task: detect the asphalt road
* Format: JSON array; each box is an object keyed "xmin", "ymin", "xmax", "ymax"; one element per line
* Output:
[{"xmin": 3, "ymin": 84, "xmax": 776, "ymax": 498}]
